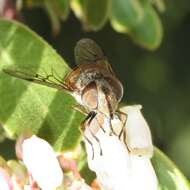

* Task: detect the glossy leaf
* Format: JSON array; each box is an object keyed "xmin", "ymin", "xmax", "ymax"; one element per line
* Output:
[
  {"xmin": 111, "ymin": 0, "xmax": 144, "ymax": 32},
  {"xmin": 153, "ymin": 0, "xmax": 166, "ymax": 13},
  {"xmin": 152, "ymin": 148, "xmax": 190, "ymax": 190},
  {"xmin": 111, "ymin": 0, "xmax": 163, "ymax": 50},
  {"xmin": 71, "ymin": 0, "xmax": 111, "ymax": 31},
  {"xmin": 0, "ymin": 19, "xmax": 85, "ymax": 151},
  {"xmin": 55, "ymin": 0, "xmax": 70, "ymax": 20},
  {"xmin": 130, "ymin": 0, "xmax": 163, "ymax": 50},
  {"xmin": 44, "ymin": 0, "xmax": 62, "ymax": 35}
]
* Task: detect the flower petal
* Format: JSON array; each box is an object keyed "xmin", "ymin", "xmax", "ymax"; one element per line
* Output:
[
  {"xmin": 130, "ymin": 155, "xmax": 158, "ymax": 190},
  {"xmin": 69, "ymin": 180, "xmax": 93, "ymax": 190},
  {"xmin": 0, "ymin": 168, "xmax": 12, "ymax": 190},
  {"xmin": 83, "ymin": 106, "xmax": 157, "ymax": 190},
  {"xmin": 121, "ymin": 105, "xmax": 154, "ymax": 157},
  {"xmin": 84, "ymin": 119, "xmax": 131, "ymax": 190},
  {"xmin": 22, "ymin": 135, "xmax": 63, "ymax": 190}
]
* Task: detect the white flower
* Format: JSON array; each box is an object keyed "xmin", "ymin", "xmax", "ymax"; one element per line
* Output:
[
  {"xmin": 22, "ymin": 135, "xmax": 63, "ymax": 190},
  {"xmin": 0, "ymin": 157, "xmax": 12, "ymax": 190},
  {"xmin": 69, "ymin": 180, "xmax": 93, "ymax": 190},
  {"xmin": 120, "ymin": 105, "xmax": 154, "ymax": 158},
  {"xmin": 84, "ymin": 105, "xmax": 157, "ymax": 190},
  {"xmin": 0, "ymin": 168, "xmax": 12, "ymax": 190}
]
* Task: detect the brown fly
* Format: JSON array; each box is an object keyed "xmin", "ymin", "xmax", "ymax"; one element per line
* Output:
[{"xmin": 3, "ymin": 39, "xmax": 127, "ymax": 158}]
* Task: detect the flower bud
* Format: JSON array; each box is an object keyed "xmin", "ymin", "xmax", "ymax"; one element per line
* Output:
[
  {"xmin": 120, "ymin": 105, "xmax": 154, "ymax": 157},
  {"xmin": 22, "ymin": 135, "xmax": 63, "ymax": 190},
  {"xmin": 69, "ymin": 179, "xmax": 93, "ymax": 190},
  {"xmin": 0, "ymin": 156, "xmax": 13, "ymax": 190}
]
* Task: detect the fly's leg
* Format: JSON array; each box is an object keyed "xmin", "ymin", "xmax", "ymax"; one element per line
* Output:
[
  {"xmin": 80, "ymin": 111, "xmax": 103, "ymax": 159},
  {"xmin": 116, "ymin": 111, "xmax": 131, "ymax": 152},
  {"xmin": 87, "ymin": 112, "xmax": 103, "ymax": 157},
  {"xmin": 88, "ymin": 127, "xmax": 103, "ymax": 156},
  {"xmin": 115, "ymin": 111, "xmax": 128, "ymax": 140},
  {"xmin": 109, "ymin": 118, "xmax": 117, "ymax": 136},
  {"xmin": 96, "ymin": 118, "xmax": 106, "ymax": 133},
  {"xmin": 80, "ymin": 112, "xmax": 95, "ymax": 160},
  {"xmin": 123, "ymin": 127, "xmax": 131, "ymax": 153}
]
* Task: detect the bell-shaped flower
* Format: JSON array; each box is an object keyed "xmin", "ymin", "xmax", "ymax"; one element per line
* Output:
[
  {"xmin": 22, "ymin": 135, "xmax": 63, "ymax": 190},
  {"xmin": 69, "ymin": 179, "xmax": 93, "ymax": 190},
  {"xmin": 120, "ymin": 105, "xmax": 154, "ymax": 158},
  {"xmin": 83, "ymin": 105, "xmax": 157, "ymax": 190},
  {"xmin": 0, "ymin": 156, "xmax": 13, "ymax": 190}
]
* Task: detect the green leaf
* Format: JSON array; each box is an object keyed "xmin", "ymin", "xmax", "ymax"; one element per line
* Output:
[
  {"xmin": 0, "ymin": 19, "xmax": 85, "ymax": 151},
  {"xmin": 130, "ymin": 1, "xmax": 163, "ymax": 50},
  {"xmin": 71, "ymin": 0, "xmax": 111, "ymax": 31},
  {"xmin": 111, "ymin": 0, "xmax": 163, "ymax": 50},
  {"xmin": 54, "ymin": 0, "xmax": 70, "ymax": 20},
  {"xmin": 153, "ymin": 0, "xmax": 166, "ymax": 13},
  {"xmin": 46, "ymin": 0, "xmax": 70, "ymax": 21},
  {"xmin": 25, "ymin": 0, "xmax": 44, "ymax": 8},
  {"xmin": 111, "ymin": 0, "xmax": 144, "ymax": 32},
  {"xmin": 152, "ymin": 148, "xmax": 190, "ymax": 190},
  {"xmin": 44, "ymin": 0, "xmax": 61, "ymax": 35}
]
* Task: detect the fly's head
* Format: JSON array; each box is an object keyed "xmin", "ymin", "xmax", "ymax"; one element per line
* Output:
[
  {"xmin": 80, "ymin": 74, "xmax": 123, "ymax": 118},
  {"xmin": 64, "ymin": 38, "xmax": 124, "ymax": 118},
  {"xmin": 95, "ymin": 77, "xmax": 123, "ymax": 118}
]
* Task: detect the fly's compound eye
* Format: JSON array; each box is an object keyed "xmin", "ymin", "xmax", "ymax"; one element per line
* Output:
[
  {"xmin": 105, "ymin": 77, "xmax": 124, "ymax": 102},
  {"xmin": 82, "ymin": 82, "xmax": 98, "ymax": 110}
]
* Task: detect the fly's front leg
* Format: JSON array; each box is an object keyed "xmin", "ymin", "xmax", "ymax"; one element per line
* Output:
[
  {"xmin": 80, "ymin": 112, "xmax": 96, "ymax": 159},
  {"xmin": 80, "ymin": 111, "xmax": 103, "ymax": 159}
]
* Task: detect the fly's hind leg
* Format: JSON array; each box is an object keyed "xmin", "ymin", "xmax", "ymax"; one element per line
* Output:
[
  {"xmin": 115, "ymin": 111, "xmax": 128, "ymax": 140},
  {"xmin": 115, "ymin": 111, "xmax": 131, "ymax": 152},
  {"xmin": 109, "ymin": 118, "xmax": 117, "ymax": 136}
]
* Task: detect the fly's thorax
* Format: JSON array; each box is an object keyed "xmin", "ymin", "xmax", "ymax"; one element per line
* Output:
[{"xmin": 64, "ymin": 62, "xmax": 116, "ymax": 92}]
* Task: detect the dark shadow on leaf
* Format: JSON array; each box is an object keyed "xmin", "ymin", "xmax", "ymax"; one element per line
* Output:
[
  {"xmin": 0, "ymin": 22, "xmax": 43, "ymax": 133},
  {"xmin": 38, "ymin": 91, "xmax": 85, "ymax": 151}
]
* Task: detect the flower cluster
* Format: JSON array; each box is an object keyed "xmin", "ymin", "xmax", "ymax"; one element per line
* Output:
[
  {"xmin": 0, "ymin": 105, "xmax": 158, "ymax": 190},
  {"xmin": 84, "ymin": 105, "xmax": 157, "ymax": 190}
]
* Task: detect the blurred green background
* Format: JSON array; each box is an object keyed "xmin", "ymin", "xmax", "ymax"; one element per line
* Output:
[{"xmin": 0, "ymin": 0, "xmax": 190, "ymax": 180}]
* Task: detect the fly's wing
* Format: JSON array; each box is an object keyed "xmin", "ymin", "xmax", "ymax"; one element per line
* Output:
[
  {"xmin": 3, "ymin": 68, "xmax": 72, "ymax": 92},
  {"xmin": 74, "ymin": 38, "xmax": 105, "ymax": 65}
]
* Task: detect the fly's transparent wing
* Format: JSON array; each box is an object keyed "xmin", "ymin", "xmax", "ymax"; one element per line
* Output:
[
  {"xmin": 74, "ymin": 38, "xmax": 105, "ymax": 65},
  {"xmin": 3, "ymin": 68, "xmax": 72, "ymax": 92}
]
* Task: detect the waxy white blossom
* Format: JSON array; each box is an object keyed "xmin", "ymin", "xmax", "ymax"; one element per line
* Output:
[
  {"xmin": 22, "ymin": 135, "xmax": 63, "ymax": 190},
  {"xmin": 84, "ymin": 105, "xmax": 158, "ymax": 190},
  {"xmin": 0, "ymin": 157, "xmax": 13, "ymax": 190},
  {"xmin": 69, "ymin": 180, "xmax": 93, "ymax": 190},
  {"xmin": 0, "ymin": 168, "xmax": 12, "ymax": 190},
  {"xmin": 120, "ymin": 105, "xmax": 154, "ymax": 157}
]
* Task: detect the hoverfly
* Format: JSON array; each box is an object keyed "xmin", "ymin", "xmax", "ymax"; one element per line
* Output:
[{"xmin": 3, "ymin": 39, "xmax": 126, "ymax": 157}]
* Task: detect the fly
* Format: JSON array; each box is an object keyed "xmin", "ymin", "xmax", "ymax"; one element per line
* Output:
[{"xmin": 3, "ymin": 39, "xmax": 127, "ymax": 158}]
